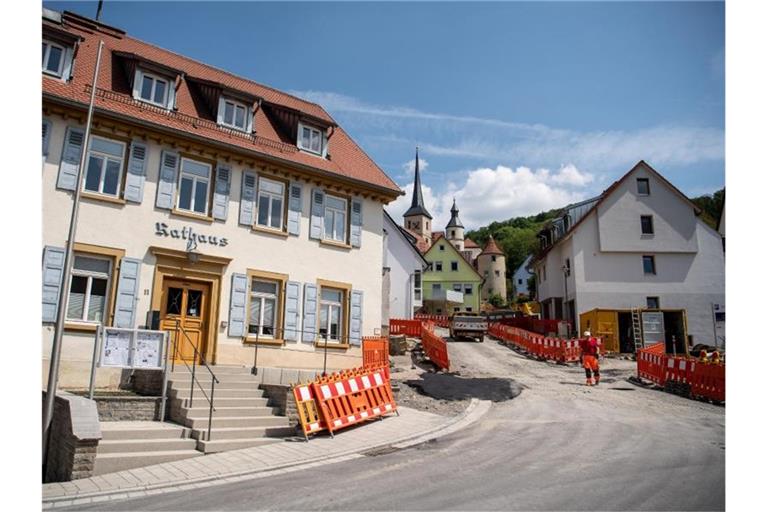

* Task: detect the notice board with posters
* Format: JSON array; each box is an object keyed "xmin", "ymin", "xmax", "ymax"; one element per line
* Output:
[
  {"xmin": 641, "ymin": 311, "xmax": 665, "ymax": 347},
  {"xmin": 98, "ymin": 327, "xmax": 167, "ymax": 370}
]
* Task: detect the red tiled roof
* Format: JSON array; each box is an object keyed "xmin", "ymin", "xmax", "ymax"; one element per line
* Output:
[
  {"xmin": 464, "ymin": 238, "xmax": 480, "ymax": 249},
  {"xmin": 403, "ymin": 228, "xmax": 431, "ymax": 254},
  {"xmin": 481, "ymin": 236, "xmax": 504, "ymax": 256},
  {"xmin": 42, "ymin": 12, "xmax": 401, "ymax": 196}
]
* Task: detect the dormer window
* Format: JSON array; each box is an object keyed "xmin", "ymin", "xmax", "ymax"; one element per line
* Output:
[
  {"xmin": 134, "ymin": 69, "xmax": 171, "ymax": 108},
  {"xmin": 298, "ymin": 122, "xmax": 324, "ymax": 155},
  {"xmin": 42, "ymin": 39, "xmax": 73, "ymax": 79},
  {"xmin": 218, "ymin": 97, "xmax": 250, "ymax": 132}
]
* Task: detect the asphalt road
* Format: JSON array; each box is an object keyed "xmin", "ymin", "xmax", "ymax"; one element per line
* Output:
[{"xmin": 76, "ymin": 332, "xmax": 725, "ymax": 511}]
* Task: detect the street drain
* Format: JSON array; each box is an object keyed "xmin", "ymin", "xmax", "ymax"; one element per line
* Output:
[
  {"xmin": 608, "ymin": 387, "xmax": 636, "ymax": 391},
  {"xmin": 363, "ymin": 446, "xmax": 402, "ymax": 457}
]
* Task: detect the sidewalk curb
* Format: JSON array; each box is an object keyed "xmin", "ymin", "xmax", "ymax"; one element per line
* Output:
[{"xmin": 43, "ymin": 399, "xmax": 492, "ymax": 508}]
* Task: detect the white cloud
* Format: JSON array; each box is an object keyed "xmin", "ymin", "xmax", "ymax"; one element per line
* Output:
[
  {"xmin": 291, "ymin": 90, "xmax": 724, "ymax": 172},
  {"xmin": 386, "ymin": 164, "xmax": 593, "ymax": 230},
  {"xmin": 401, "ymin": 157, "xmax": 429, "ymax": 176}
]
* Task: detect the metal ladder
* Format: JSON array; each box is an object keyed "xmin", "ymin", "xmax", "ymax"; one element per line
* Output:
[{"xmin": 630, "ymin": 307, "xmax": 644, "ymax": 353}]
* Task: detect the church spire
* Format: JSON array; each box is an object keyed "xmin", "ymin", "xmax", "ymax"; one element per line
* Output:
[
  {"xmin": 403, "ymin": 146, "xmax": 432, "ymax": 219},
  {"xmin": 446, "ymin": 198, "xmax": 464, "ymax": 228}
]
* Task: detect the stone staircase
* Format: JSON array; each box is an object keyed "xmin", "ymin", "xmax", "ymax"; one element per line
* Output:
[
  {"xmin": 94, "ymin": 421, "xmax": 201, "ymax": 475},
  {"xmin": 167, "ymin": 365, "xmax": 294, "ymax": 453}
]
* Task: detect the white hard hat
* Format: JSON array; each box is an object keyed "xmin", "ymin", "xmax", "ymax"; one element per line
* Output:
[{"xmin": 583, "ymin": 330, "xmax": 591, "ymax": 336}]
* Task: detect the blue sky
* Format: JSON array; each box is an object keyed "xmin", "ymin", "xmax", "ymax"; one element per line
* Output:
[{"xmin": 46, "ymin": 1, "xmax": 724, "ymax": 229}]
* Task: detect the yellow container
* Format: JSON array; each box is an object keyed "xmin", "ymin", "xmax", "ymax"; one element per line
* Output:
[{"xmin": 579, "ymin": 309, "xmax": 619, "ymax": 353}]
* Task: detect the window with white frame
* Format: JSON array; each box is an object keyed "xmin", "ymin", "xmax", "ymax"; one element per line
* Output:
[
  {"xmin": 177, "ymin": 158, "xmax": 211, "ymax": 215},
  {"xmin": 435, "ymin": 261, "xmax": 443, "ymax": 272},
  {"xmin": 257, "ymin": 177, "xmax": 285, "ymax": 230},
  {"xmin": 298, "ymin": 123, "xmax": 324, "ymax": 154},
  {"xmin": 83, "ymin": 136, "xmax": 126, "ymax": 197},
  {"xmin": 453, "ymin": 283, "xmax": 462, "ymax": 292},
  {"xmin": 248, "ymin": 279, "xmax": 279, "ymax": 337},
  {"xmin": 42, "ymin": 40, "xmax": 66, "ymax": 77},
  {"xmin": 67, "ymin": 255, "xmax": 111, "ymax": 323},
  {"xmin": 413, "ymin": 270, "xmax": 422, "ymax": 301},
  {"xmin": 219, "ymin": 97, "xmax": 248, "ymax": 131},
  {"xmin": 319, "ymin": 287, "xmax": 344, "ymax": 342},
  {"xmin": 136, "ymin": 70, "xmax": 170, "ymax": 108},
  {"xmin": 451, "ymin": 261, "xmax": 459, "ymax": 271},
  {"xmin": 323, "ymin": 194, "xmax": 347, "ymax": 242},
  {"xmin": 464, "ymin": 284, "xmax": 473, "ymax": 295}
]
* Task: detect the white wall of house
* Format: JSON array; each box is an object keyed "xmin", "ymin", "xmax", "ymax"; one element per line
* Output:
[
  {"xmin": 512, "ymin": 255, "xmax": 532, "ymax": 296},
  {"xmin": 42, "ymin": 115, "xmax": 387, "ymax": 388},
  {"xmin": 534, "ymin": 163, "xmax": 725, "ymax": 346},
  {"xmin": 383, "ymin": 213, "xmax": 424, "ymax": 321}
]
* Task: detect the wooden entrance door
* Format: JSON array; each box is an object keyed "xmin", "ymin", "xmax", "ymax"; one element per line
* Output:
[{"xmin": 160, "ymin": 279, "xmax": 209, "ymax": 363}]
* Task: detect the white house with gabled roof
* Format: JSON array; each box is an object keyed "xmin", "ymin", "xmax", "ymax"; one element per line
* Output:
[{"xmin": 531, "ymin": 161, "xmax": 725, "ymax": 351}]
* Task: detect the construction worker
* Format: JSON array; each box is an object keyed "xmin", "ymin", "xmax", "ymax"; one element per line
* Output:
[{"xmin": 580, "ymin": 330, "xmax": 601, "ymax": 386}]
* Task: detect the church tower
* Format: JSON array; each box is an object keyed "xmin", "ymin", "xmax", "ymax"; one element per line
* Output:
[
  {"xmin": 403, "ymin": 148, "xmax": 433, "ymax": 246},
  {"xmin": 445, "ymin": 199, "xmax": 465, "ymax": 251},
  {"xmin": 477, "ymin": 235, "xmax": 507, "ymax": 303}
]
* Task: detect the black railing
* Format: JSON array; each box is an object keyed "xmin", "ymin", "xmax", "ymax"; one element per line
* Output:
[
  {"xmin": 173, "ymin": 319, "xmax": 219, "ymax": 441},
  {"xmin": 248, "ymin": 326, "xmax": 361, "ymax": 377}
]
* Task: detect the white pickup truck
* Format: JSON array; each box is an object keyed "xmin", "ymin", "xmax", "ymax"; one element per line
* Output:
[{"xmin": 449, "ymin": 313, "xmax": 488, "ymax": 343}]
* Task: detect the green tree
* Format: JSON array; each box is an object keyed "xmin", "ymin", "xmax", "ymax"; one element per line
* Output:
[{"xmin": 488, "ymin": 293, "xmax": 506, "ymax": 308}]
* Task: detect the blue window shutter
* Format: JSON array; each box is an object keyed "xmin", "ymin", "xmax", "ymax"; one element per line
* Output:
[
  {"xmin": 57, "ymin": 126, "xmax": 85, "ymax": 191},
  {"xmin": 114, "ymin": 257, "xmax": 141, "ymax": 328},
  {"xmin": 124, "ymin": 141, "xmax": 148, "ymax": 203},
  {"xmin": 351, "ymin": 199, "xmax": 363, "ymax": 248},
  {"xmin": 350, "ymin": 290, "xmax": 363, "ymax": 346},
  {"xmin": 283, "ymin": 281, "xmax": 301, "ymax": 342},
  {"xmin": 42, "ymin": 119, "xmax": 52, "ymax": 157},
  {"xmin": 287, "ymin": 182, "xmax": 302, "ymax": 236},
  {"xmin": 302, "ymin": 283, "xmax": 318, "ymax": 342},
  {"xmin": 229, "ymin": 273, "xmax": 247, "ymax": 337},
  {"xmin": 41, "ymin": 246, "xmax": 65, "ymax": 323},
  {"xmin": 309, "ymin": 188, "xmax": 325, "ymax": 240},
  {"xmin": 239, "ymin": 171, "xmax": 256, "ymax": 226},
  {"xmin": 212, "ymin": 165, "xmax": 231, "ymax": 220},
  {"xmin": 155, "ymin": 150, "xmax": 179, "ymax": 210}
]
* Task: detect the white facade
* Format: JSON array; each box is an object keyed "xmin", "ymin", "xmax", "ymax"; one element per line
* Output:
[
  {"xmin": 383, "ymin": 212, "xmax": 426, "ymax": 322},
  {"xmin": 533, "ymin": 162, "xmax": 725, "ymax": 346},
  {"xmin": 42, "ymin": 115, "xmax": 390, "ymax": 388},
  {"xmin": 512, "ymin": 255, "xmax": 533, "ymax": 297}
]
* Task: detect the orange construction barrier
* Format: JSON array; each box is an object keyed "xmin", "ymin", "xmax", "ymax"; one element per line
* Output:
[
  {"xmin": 414, "ymin": 314, "xmax": 450, "ymax": 328},
  {"xmin": 421, "ymin": 327, "xmax": 450, "ymax": 371},
  {"xmin": 362, "ymin": 336, "xmax": 389, "ymax": 379},
  {"xmin": 292, "ymin": 383, "xmax": 326, "ymax": 440},
  {"xmin": 690, "ymin": 361, "xmax": 725, "ymax": 402},
  {"xmin": 311, "ymin": 367, "xmax": 397, "ymax": 436},
  {"xmin": 389, "ymin": 319, "xmax": 422, "ymax": 337},
  {"xmin": 636, "ymin": 343, "xmax": 666, "ymax": 386}
]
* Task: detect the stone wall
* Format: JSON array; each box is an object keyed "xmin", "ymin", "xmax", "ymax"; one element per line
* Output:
[
  {"xmin": 43, "ymin": 391, "xmax": 101, "ymax": 483},
  {"xmin": 260, "ymin": 384, "xmax": 299, "ymax": 432},
  {"xmin": 131, "ymin": 369, "xmax": 164, "ymax": 396},
  {"xmin": 94, "ymin": 396, "xmax": 163, "ymax": 421}
]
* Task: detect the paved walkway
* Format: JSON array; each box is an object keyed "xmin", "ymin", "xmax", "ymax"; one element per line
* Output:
[{"xmin": 43, "ymin": 401, "xmax": 491, "ymax": 509}]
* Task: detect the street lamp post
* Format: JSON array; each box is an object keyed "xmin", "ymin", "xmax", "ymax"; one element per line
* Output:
[{"xmin": 42, "ymin": 41, "xmax": 104, "ymax": 472}]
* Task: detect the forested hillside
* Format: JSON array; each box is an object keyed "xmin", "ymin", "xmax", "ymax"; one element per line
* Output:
[{"xmin": 466, "ymin": 188, "xmax": 724, "ymax": 296}]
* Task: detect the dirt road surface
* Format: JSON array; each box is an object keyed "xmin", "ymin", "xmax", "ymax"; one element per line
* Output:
[{"xmin": 76, "ymin": 328, "xmax": 724, "ymax": 511}]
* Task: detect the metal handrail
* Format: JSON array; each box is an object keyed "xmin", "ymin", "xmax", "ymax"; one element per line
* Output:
[
  {"xmin": 173, "ymin": 319, "xmax": 219, "ymax": 441},
  {"xmin": 248, "ymin": 326, "xmax": 360, "ymax": 377}
]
